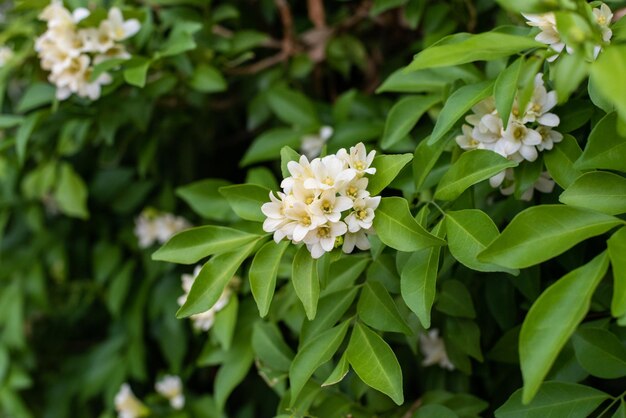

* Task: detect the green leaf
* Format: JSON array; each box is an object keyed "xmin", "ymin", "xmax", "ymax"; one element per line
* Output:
[
  {"xmin": 213, "ymin": 295, "xmax": 238, "ymax": 350},
  {"xmin": 494, "ymin": 57, "xmax": 523, "ymax": 129},
  {"xmin": 445, "ymin": 209, "xmax": 518, "ymax": 274},
  {"xmin": 479, "ymin": 205, "xmax": 621, "ymax": 269},
  {"xmin": 575, "ymin": 112, "xmax": 626, "ymax": 172},
  {"xmin": 176, "ymin": 240, "xmax": 259, "ymax": 318},
  {"xmin": 401, "ymin": 221, "xmax": 444, "ymax": 329},
  {"xmin": 301, "ymin": 287, "xmax": 359, "ymax": 344},
  {"xmin": 413, "ymin": 134, "xmax": 452, "ymax": 191},
  {"xmin": 371, "ymin": 0, "xmax": 408, "ymax": 15},
  {"xmin": 158, "ymin": 26, "xmax": 198, "ymax": 57},
  {"xmin": 428, "ymin": 81, "xmax": 494, "ymax": 145},
  {"xmin": 16, "ymin": 113, "xmax": 41, "ymax": 166},
  {"xmin": 543, "ymin": 134, "xmax": 583, "ymax": 189},
  {"xmin": 436, "ymin": 280, "xmax": 476, "ymax": 319},
  {"xmin": 413, "ymin": 405, "xmax": 458, "ymax": 418},
  {"xmin": 292, "ymin": 246, "xmax": 320, "ymax": 320},
  {"xmin": 252, "ymin": 321, "xmax": 295, "ymax": 372},
  {"xmin": 16, "ymin": 83, "xmax": 55, "ymax": 113},
  {"xmin": 267, "ymin": 85, "xmax": 319, "ymax": 128},
  {"xmin": 189, "ymin": 64, "xmax": 227, "ymax": 93},
  {"xmin": 176, "ymin": 179, "xmax": 234, "ymax": 221},
  {"xmin": 494, "ymin": 0, "xmax": 557, "ymax": 13},
  {"xmin": 368, "ymin": 154, "xmax": 413, "ymax": 195},
  {"xmin": 280, "ymin": 146, "xmax": 301, "ymax": 179},
  {"xmin": 613, "ymin": 400, "xmax": 626, "ymax": 418},
  {"xmin": 214, "ymin": 333, "xmax": 254, "ymax": 411},
  {"xmin": 572, "ymin": 327, "xmax": 626, "ymax": 379},
  {"xmin": 347, "ymin": 322, "xmax": 404, "ymax": 405},
  {"xmin": 219, "ymin": 184, "xmax": 270, "ymax": 222},
  {"xmin": 152, "ymin": 226, "xmax": 261, "ymax": 264},
  {"xmin": 407, "ymin": 31, "xmax": 542, "ymax": 71},
  {"xmin": 357, "ymin": 281, "xmax": 412, "ymax": 335},
  {"xmin": 241, "ymin": 128, "xmax": 303, "ymax": 167},
  {"xmin": 381, "ymin": 95, "xmax": 439, "ymax": 149},
  {"xmin": 446, "ymin": 317, "xmax": 483, "ymax": 361},
  {"xmin": 249, "ymin": 240, "xmax": 289, "ymax": 317},
  {"xmin": 590, "ymin": 45, "xmax": 626, "ymax": 125},
  {"xmin": 560, "ymin": 172, "xmax": 626, "ymax": 215},
  {"xmin": 321, "ymin": 352, "xmax": 349, "ymax": 387},
  {"xmin": 434, "ymin": 150, "xmax": 518, "ymax": 201},
  {"xmin": 519, "ymin": 252, "xmax": 610, "ymax": 403},
  {"xmin": 123, "ymin": 57, "xmax": 151, "ymax": 87},
  {"xmin": 551, "ymin": 53, "xmax": 589, "ymax": 104},
  {"xmin": 373, "ymin": 197, "xmax": 446, "ymax": 252},
  {"xmin": 289, "ymin": 321, "xmax": 350, "ymax": 404},
  {"xmin": 495, "ymin": 382, "xmax": 610, "ymax": 418},
  {"xmin": 54, "ymin": 163, "xmax": 89, "ymax": 219},
  {"xmin": 608, "ymin": 227, "xmax": 626, "ymax": 318}
]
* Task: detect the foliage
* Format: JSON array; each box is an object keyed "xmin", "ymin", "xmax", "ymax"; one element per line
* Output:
[{"xmin": 1, "ymin": 0, "xmax": 626, "ymax": 417}]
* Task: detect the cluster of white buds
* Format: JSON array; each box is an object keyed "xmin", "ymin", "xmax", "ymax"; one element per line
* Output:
[
  {"xmin": 134, "ymin": 209, "xmax": 191, "ymax": 248},
  {"xmin": 177, "ymin": 266, "xmax": 238, "ymax": 331},
  {"xmin": 523, "ymin": 2, "xmax": 613, "ymax": 61},
  {"xmin": 456, "ymin": 73, "xmax": 562, "ymax": 191},
  {"xmin": 262, "ymin": 142, "xmax": 380, "ymax": 259},
  {"xmin": 0, "ymin": 45, "xmax": 12, "ymax": 67},
  {"xmin": 35, "ymin": 0, "xmax": 140, "ymax": 100}
]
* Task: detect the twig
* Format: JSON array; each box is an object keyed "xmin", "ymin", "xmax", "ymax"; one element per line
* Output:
[
  {"xmin": 308, "ymin": 0, "xmax": 327, "ymax": 29},
  {"xmin": 227, "ymin": 50, "xmax": 289, "ymax": 75},
  {"xmin": 401, "ymin": 398, "xmax": 423, "ymax": 418},
  {"xmin": 464, "ymin": 0, "xmax": 477, "ymax": 32}
]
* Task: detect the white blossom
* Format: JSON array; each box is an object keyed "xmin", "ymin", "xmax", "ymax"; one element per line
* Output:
[
  {"xmin": 262, "ymin": 142, "xmax": 380, "ymax": 258},
  {"xmin": 155, "ymin": 375, "xmax": 185, "ymax": 410},
  {"xmin": 114, "ymin": 383, "xmax": 149, "ymax": 418},
  {"xmin": 419, "ymin": 329, "xmax": 454, "ymax": 371},
  {"xmin": 0, "ymin": 46, "xmax": 13, "ymax": 67},
  {"xmin": 301, "ymin": 125, "xmax": 333, "ymax": 159},
  {"xmin": 134, "ymin": 209, "xmax": 191, "ymax": 248},
  {"xmin": 498, "ymin": 170, "xmax": 556, "ymax": 201},
  {"xmin": 496, "ymin": 120, "xmax": 542, "ymax": 162},
  {"xmin": 35, "ymin": 1, "xmax": 140, "ymax": 101},
  {"xmin": 178, "ymin": 266, "xmax": 236, "ymax": 331}
]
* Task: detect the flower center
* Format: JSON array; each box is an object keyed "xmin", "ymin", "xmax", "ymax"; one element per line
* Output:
[
  {"xmin": 532, "ymin": 103, "xmax": 542, "ymax": 113},
  {"xmin": 321, "ymin": 201, "xmax": 332, "ymax": 213},
  {"xmin": 347, "ymin": 186, "xmax": 358, "ymax": 198},
  {"xmin": 317, "ymin": 226, "xmax": 330, "ymax": 238},
  {"xmin": 305, "ymin": 196, "xmax": 314, "ymax": 205},
  {"xmin": 598, "ymin": 15, "xmax": 606, "ymax": 25},
  {"xmin": 356, "ymin": 209, "xmax": 368, "ymax": 220},
  {"xmin": 301, "ymin": 215, "xmax": 311, "ymax": 226},
  {"xmin": 513, "ymin": 126, "xmax": 525, "ymax": 140},
  {"xmin": 323, "ymin": 177, "xmax": 334, "ymax": 186},
  {"xmin": 354, "ymin": 161, "xmax": 365, "ymax": 171}
]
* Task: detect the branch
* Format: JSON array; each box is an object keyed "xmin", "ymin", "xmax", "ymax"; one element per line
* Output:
[{"xmin": 307, "ymin": 0, "xmax": 327, "ymax": 29}]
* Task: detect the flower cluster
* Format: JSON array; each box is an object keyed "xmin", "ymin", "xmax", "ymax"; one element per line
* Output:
[
  {"xmin": 419, "ymin": 329, "xmax": 454, "ymax": 371},
  {"xmin": 262, "ymin": 143, "xmax": 380, "ymax": 259},
  {"xmin": 523, "ymin": 2, "xmax": 613, "ymax": 61},
  {"xmin": 177, "ymin": 266, "xmax": 238, "ymax": 331},
  {"xmin": 456, "ymin": 73, "xmax": 562, "ymax": 190},
  {"xmin": 134, "ymin": 209, "xmax": 191, "ymax": 248},
  {"xmin": 35, "ymin": 0, "xmax": 140, "ymax": 100},
  {"xmin": 495, "ymin": 169, "xmax": 555, "ymax": 202}
]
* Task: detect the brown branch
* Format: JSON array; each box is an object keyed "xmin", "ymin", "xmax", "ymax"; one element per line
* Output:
[
  {"xmin": 226, "ymin": 50, "xmax": 289, "ymax": 75},
  {"xmin": 308, "ymin": 0, "xmax": 327, "ymax": 29},
  {"xmin": 401, "ymin": 398, "xmax": 423, "ymax": 418},
  {"xmin": 464, "ymin": 0, "xmax": 477, "ymax": 32}
]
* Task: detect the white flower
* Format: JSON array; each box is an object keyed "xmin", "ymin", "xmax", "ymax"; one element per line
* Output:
[
  {"xmin": 342, "ymin": 229, "xmax": 372, "ymax": 253},
  {"xmin": 499, "ymin": 170, "xmax": 555, "ymax": 201},
  {"xmin": 593, "ymin": 3, "xmax": 613, "ymax": 42},
  {"xmin": 338, "ymin": 177, "xmax": 370, "ymax": 201},
  {"xmin": 337, "ymin": 142, "xmax": 376, "ymax": 176},
  {"xmin": 495, "ymin": 120, "xmax": 541, "ymax": 162},
  {"xmin": 471, "ymin": 113, "xmax": 503, "ymax": 149},
  {"xmin": 284, "ymin": 202, "xmax": 325, "ymax": 242},
  {"xmin": 303, "ymin": 221, "xmax": 347, "ymax": 259},
  {"xmin": 261, "ymin": 191, "xmax": 292, "ymax": 240},
  {"xmin": 301, "ymin": 125, "xmax": 333, "ymax": 159},
  {"xmin": 536, "ymin": 125, "xmax": 563, "ymax": 152},
  {"xmin": 304, "ymin": 154, "xmax": 356, "ymax": 191},
  {"xmin": 155, "ymin": 375, "xmax": 185, "ymax": 410},
  {"xmin": 103, "ymin": 7, "xmax": 141, "ymax": 41},
  {"xmin": 178, "ymin": 266, "xmax": 235, "ymax": 331},
  {"xmin": 419, "ymin": 329, "xmax": 454, "ymax": 371},
  {"xmin": 522, "ymin": 12, "xmax": 567, "ymax": 62},
  {"xmin": 281, "ymin": 155, "xmax": 314, "ymax": 193},
  {"xmin": 310, "ymin": 189, "xmax": 353, "ymax": 223},
  {"xmin": 134, "ymin": 210, "xmax": 191, "ymax": 248},
  {"xmin": 345, "ymin": 196, "xmax": 381, "ymax": 233},
  {"xmin": 523, "ymin": 74, "xmax": 559, "ymax": 127},
  {"xmin": 114, "ymin": 384, "xmax": 149, "ymax": 418},
  {"xmin": 0, "ymin": 46, "xmax": 13, "ymax": 66}
]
